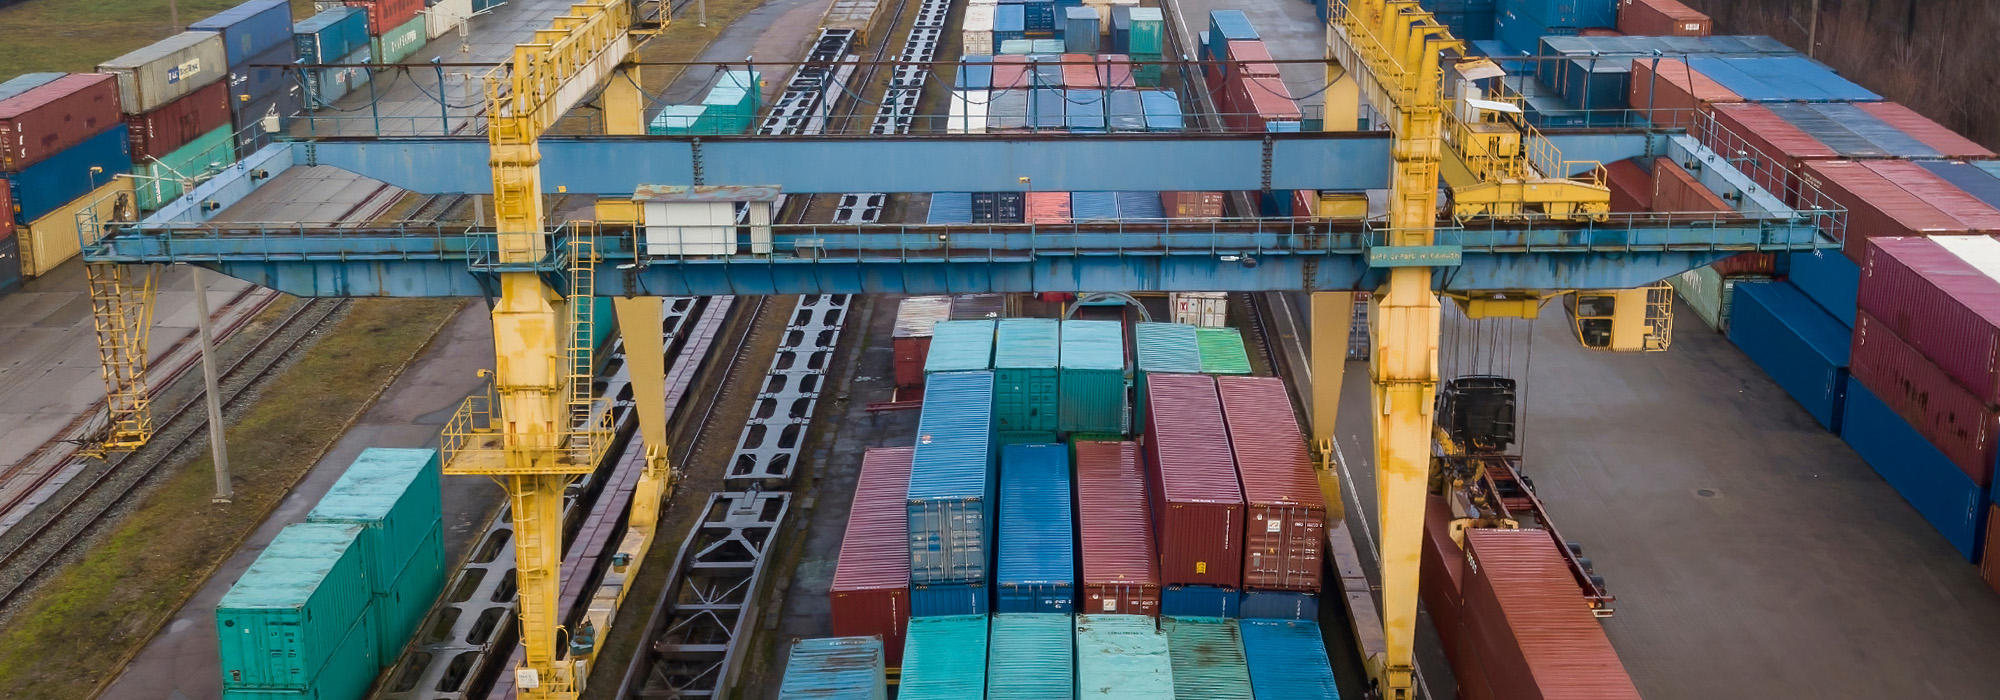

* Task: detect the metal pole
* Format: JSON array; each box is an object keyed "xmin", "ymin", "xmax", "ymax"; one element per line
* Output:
[
  {"xmin": 192, "ymin": 266, "xmax": 233, "ymax": 502},
  {"xmin": 435, "ymin": 58, "xmax": 450, "ymax": 135},
  {"xmin": 367, "ymin": 59, "xmax": 381, "ymax": 135},
  {"xmin": 699, "ymin": 0, "xmax": 707, "ymax": 26},
  {"xmin": 169, "ymin": 0, "xmax": 179, "ymax": 32},
  {"xmin": 1806, "ymin": 0, "xmax": 1821, "ymax": 57}
]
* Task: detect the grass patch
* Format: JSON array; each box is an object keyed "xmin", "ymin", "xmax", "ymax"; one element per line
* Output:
[
  {"xmin": 0, "ymin": 0, "xmax": 318, "ymax": 78},
  {"xmin": 0, "ymin": 297, "xmax": 464, "ymax": 700}
]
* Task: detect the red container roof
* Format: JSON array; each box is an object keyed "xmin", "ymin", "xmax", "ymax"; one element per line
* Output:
[
  {"xmin": 1806, "ymin": 160, "xmax": 1969, "ymax": 234},
  {"xmin": 830, "ymin": 447, "xmax": 913, "ymax": 592},
  {"xmin": 1633, "ymin": 58, "xmax": 1738, "ymax": 102},
  {"xmin": 1860, "ymin": 161, "xmax": 2000, "ymax": 231},
  {"xmin": 1215, "ymin": 376, "xmax": 1322, "ymax": 509},
  {"xmin": 1075, "ymin": 441, "xmax": 1160, "ymax": 586},
  {"xmin": 1241, "ymin": 77, "xmax": 1299, "ymax": 119},
  {"xmin": 0, "ymin": 73, "xmax": 117, "ymax": 119},
  {"xmin": 1026, "ymin": 191, "xmax": 1071, "ymax": 223},
  {"xmin": 1856, "ymin": 102, "xmax": 1996, "ymax": 160},
  {"xmin": 1145, "ymin": 374, "xmax": 1244, "ymax": 505},
  {"xmin": 1465, "ymin": 529, "xmax": 1642, "ymax": 699},
  {"xmin": 1710, "ymin": 103, "xmax": 1837, "ymax": 160}
]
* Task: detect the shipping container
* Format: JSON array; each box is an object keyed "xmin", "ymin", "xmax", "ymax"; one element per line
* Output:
[
  {"xmin": 17, "ymin": 178, "xmax": 132, "ymax": 279},
  {"xmin": 1140, "ymin": 89, "xmax": 1183, "ymax": 131},
  {"xmin": 1422, "ymin": 496, "xmax": 1467, "ymax": 669},
  {"xmin": 1239, "ymin": 619, "xmax": 1340, "ymax": 699},
  {"xmin": 964, "ymin": 5, "xmax": 997, "ymax": 55},
  {"xmin": 1216, "ymin": 375, "xmax": 1325, "ymax": 591},
  {"xmin": 1686, "ymin": 55, "xmax": 1878, "ymax": 102},
  {"xmin": 0, "ymin": 73, "xmax": 64, "ymax": 104},
  {"xmin": 1066, "ymin": 7, "xmax": 1100, "ymax": 53},
  {"xmin": 1076, "ymin": 615, "xmax": 1174, "ymax": 699},
  {"xmin": 218, "ymin": 612, "xmax": 377, "ymax": 700},
  {"xmin": 306, "ymin": 447, "xmax": 444, "ymax": 590},
  {"xmin": 988, "ymin": 613, "xmax": 1075, "ymax": 700},
  {"xmin": 831, "ymin": 448, "xmax": 914, "ymax": 663},
  {"xmin": 1071, "ymin": 191, "xmax": 1119, "ymax": 220},
  {"xmin": 372, "ymin": 520, "xmax": 444, "ymax": 664},
  {"xmin": 1031, "ymin": 88, "xmax": 1066, "ymax": 129},
  {"xmin": 1863, "ymin": 161, "xmax": 2000, "ymax": 229},
  {"xmin": 1116, "ymin": 190, "xmax": 1165, "ymax": 218},
  {"xmin": 230, "ymin": 43, "xmax": 300, "ymax": 113},
  {"xmin": 294, "ymin": 7, "xmax": 370, "ymax": 65},
  {"xmin": 988, "ymin": 89, "xmax": 1029, "ymax": 131},
  {"xmin": 1789, "ymin": 249, "xmax": 1859, "ymax": 327},
  {"xmin": 1197, "ymin": 328, "xmax": 1251, "ymax": 375},
  {"xmin": 373, "ymin": 16, "xmax": 428, "ymax": 64},
  {"xmin": 1780, "ymin": 102, "xmax": 1938, "ymax": 159},
  {"xmin": 230, "ymin": 82, "xmax": 303, "ymax": 156},
  {"xmin": 1705, "ymin": 103, "xmax": 1837, "ymax": 203},
  {"xmin": 1162, "ymin": 617, "xmax": 1254, "ymax": 700},
  {"xmin": 1603, "ymin": 158, "xmax": 1650, "ymax": 211},
  {"xmin": 960, "ymin": 57, "xmax": 995, "ymax": 91},
  {"xmin": 346, "ymin": 0, "xmax": 426, "ymax": 37},
  {"xmin": 1650, "ymin": 156, "xmax": 1731, "ymax": 213},
  {"xmin": 950, "ymin": 90, "xmax": 989, "ymax": 134},
  {"xmin": 926, "ymin": 192, "xmax": 973, "ymax": 224},
  {"xmin": 1027, "ymin": 190, "xmax": 1072, "ymax": 222},
  {"xmin": 306, "ymin": 44, "xmax": 374, "ymax": 108},
  {"xmin": 1171, "ymin": 292, "xmax": 1229, "ymax": 327},
  {"xmin": 1617, "ymin": 0, "xmax": 1709, "ymax": 36},
  {"xmin": 1458, "ymin": 529, "xmax": 1642, "ymax": 700},
  {"xmin": 216, "ymin": 523, "xmax": 371, "ymax": 689},
  {"xmin": 1800, "ymin": 160, "xmax": 1969, "ymax": 262},
  {"xmin": 1144, "ymin": 373, "xmax": 1245, "ymax": 587},
  {"xmin": 125, "ymin": 80, "xmax": 231, "ymax": 162},
  {"xmin": 1842, "ymin": 382, "xmax": 1987, "ymax": 560},
  {"xmin": 1986, "ymin": 503, "xmax": 2000, "ymax": 594},
  {"xmin": 191, "ymin": 0, "xmax": 296, "ymax": 67},
  {"xmin": 1074, "ymin": 441, "xmax": 1161, "ymax": 615},
  {"xmin": 908, "ymin": 371, "xmax": 997, "ymax": 584},
  {"xmin": 924, "ymin": 319, "xmax": 995, "ymax": 373},
  {"xmin": 1856, "ymin": 102, "xmax": 1996, "ymax": 159},
  {"xmin": 1060, "ymin": 320, "xmax": 1127, "ymax": 435},
  {"xmin": 894, "ymin": 297, "xmax": 953, "ymax": 388},
  {"xmin": 1161, "ymin": 585, "xmax": 1240, "ymax": 618},
  {"xmin": 997, "ymin": 444, "xmax": 1074, "ymax": 612},
  {"xmin": 1160, "ymin": 191, "xmax": 1223, "ymax": 217},
  {"xmin": 910, "ymin": 581, "xmax": 988, "ymax": 616},
  {"xmin": 3, "ymin": 124, "xmax": 131, "ymax": 226},
  {"xmin": 1127, "ymin": 8, "xmax": 1165, "ymax": 56},
  {"xmin": 1239, "ymin": 590, "xmax": 1316, "ymax": 620},
  {"xmin": 995, "ymin": 319, "xmax": 1061, "ymax": 436},
  {"xmin": 133, "ymin": 125, "xmax": 235, "ymax": 211},
  {"xmin": 1629, "ymin": 57, "xmax": 1738, "ymax": 129},
  {"xmin": 777, "ymin": 637, "xmax": 887, "ymax": 700},
  {"xmin": 1857, "ymin": 236, "xmax": 2000, "ymax": 405},
  {"xmin": 0, "ymin": 73, "xmax": 121, "ymax": 173},
  {"xmin": 1106, "ymin": 90, "xmax": 1146, "ymax": 131},
  {"xmin": 0, "ymin": 184, "xmax": 11, "ymax": 240},
  {"xmin": 1728, "ymin": 282, "xmax": 1851, "ymax": 432},
  {"xmin": 1919, "ymin": 161, "xmax": 2000, "ymax": 213},
  {"xmin": 427, "ymin": 0, "xmax": 475, "ymax": 39},
  {"xmin": 1851, "ymin": 310, "xmax": 1999, "ymax": 486},
  {"xmin": 99, "ymin": 32, "xmax": 229, "ymax": 115},
  {"xmin": 972, "ymin": 191, "xmax": 1026, "ymax": 223},
  {"xmin": 899, "ymin": 615, "xmax": 988, "ymax": 699},
  {"xmin": 1133, "ymin": 322, "xmax": 1199, "ymax": 426},
  {"xmin": 0, "ymin": 237, "xmax": 21, "ymax": 295}
]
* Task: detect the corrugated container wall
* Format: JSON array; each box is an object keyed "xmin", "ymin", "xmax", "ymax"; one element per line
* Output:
[
  {"xmin": 898, "ymin": 616, "xmax": 989, "ymax": 700},
  {"xmin": 924, "ymin": 319, "xmax": 995, "ymax": 373},
  {"xmin": 98, "ymin": 32, "xmax": 230, "ymax": 115},
  {"xmin": 1728, "ymin": 283, "xmax": 1851, "ymax": 432},
  {"xmin": 1239, "ymin": 590, "xmax": 1317, "ymax": 620},
  {"xmin": 910, "ymin": 581, "xmax": 987, "ymax": 616},
  {"xmin": 0, "ymin": 73, "xmax": 120, "ymax": 173},
  {"xmin": 988, "ymin": 613, "xmax": 1076, "ymax": 700},
  {"xmin": 1074, "ymin": 441, "xmax": 1161, "ymax": 615},
  {"xmin": 1075, "ymin": 615, "xmax": 1175, "ymax": 700},
  {"xmin": 345, "ymin": 0, "xmax": 425, "ymax": 36},
  {"xmin": 1216, "ymin": 376, "xmax": 1325, "ymax": 591},
  {"xmin": 1842, "ymin": 383, "xmax": 1986, "ymax": 560},
  {"xmin": 125, "ymin": 80, "xmax": 232, "ymax": 164},
  {"xmin": 907, "ymin": 371, "xmax": 997, "ymax": 584},
  {"xmin": 1162, "ymin": 617, "xmax": 1255, "ymax": 700},
  {"xmin": 893, "ymin": 296, "xmax": 953, "ymax": 388},
  {"xmin": 0, "ymin": 73, "xmax": 63, "ymax": 103},
  {"xmin": 777, "ymin": 637, "xmax": 887, "ymax": 700},
  {"xmin": 373, "ymin": 521, "xmax": 444, "ymax": 664},
  {"xmin": 215, "ymin": 523, "xmax": 371, "ymax": 689},
  {"xmin": 1802, "ymin": 160, "xmax": 1968, "ymax": 262},
  {"xmin": 1059, "ymin": 320, "xmax": 1127, "ymax": 435},
  {"xmin": 1856, "ymin": 236, "xmax": 2000, "ymax": 406},
  {"xmin": 1143, "ymin": 373, "xmax": 1245, "ymax": 587},
  {"xmin": 1457, "ymin": 529, "xmax": 1642, "ymax": 700},
  {"xmin": 997, "ymin": 444, "xmax": 1075, "ymax": 612},
  {"xmin": 829, "ymin": 448, "xmax": 913, "ymax": 662},
  {"xmin": 1858, "ymin": 102, "xmax": 1995, "ymax": 159},
  {"xmin": 995, "ymin": 319, "xmax": 1061, "ymax": 436},
  {"xmin": 1790, "ymin": 249, "xmax": 1860, "ymax": 327},
  {"xmin": 305, "ymin": 447, "xmax": 443, "ymax": 591},
  {"xmin": 1240, "ymin": 619, "xmax": 1341, "ymax": 699},
  {"xmin": 294, "ymin": 8, "xmax": 369, "ymax": 65},
  {"xmin": 1850, "ymin": 311, "xmax": 1999, "ymax": 486},
  {"xmin": 1134, "ymin": 322, "xmax": 1200, "ymax": 427},
  {"xmin": 1617, "ymin": 0, "xmax": 1710, "ymax": 36},
  {"xmin": 1197, "ymin": 328, "xmax": 1252, "ymax": 375},
  {"xmin": 373, "ymin": 16, "xmax": 428, "ymax": 64},
  {"xmin": 1161, "ymin": 585, "xmax": 1240, "ymax": 618},
  {"xmin": 3, "ymin": 124, "xmax": 131, "ymax": 225},
  {"xmin": 190, "ymin": 0, "xmax": 296, "ymax": 67},
  {"xmin": 18, "ymin": 178, "xmax": 132, "ymax": 278},
  {"xmin": 1160, "ymin": 191, "xmax": 1224, "ymax": 217},
  {"xmin": 1629, "ymin": 58, "xmax": 1738, "ymax": 129}
]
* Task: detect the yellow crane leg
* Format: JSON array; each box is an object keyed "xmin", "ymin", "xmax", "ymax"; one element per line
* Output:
[
  {"xmin": 1367, "ymin": 266, "xmax": 1440, "ymax": 700},
  {"xmin": 602, "ymin": 66, "xmax": 645, "ymax": 136},
  {"xmin": 510, "ymin": 472, "xmax": 576, "ymax": 696},
  {"xmin": 1310, "ymin": 291, "xmax": 1354, "ymax": 520},
  {"xmin": 1323, "ymin": 59, "xmax": 1361, "ymax": 132}
]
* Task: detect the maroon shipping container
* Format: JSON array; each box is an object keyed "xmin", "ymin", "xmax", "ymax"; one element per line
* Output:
[
  {"xmin": 1214, "ymin": 376, "xmax": 1324, "ymax": 591},
  {"xmin": 1226, "ymin": 40, "xmax": 1281, "ymax": 80},
  {"xmin": 1710, "ymin": 252, "xmax": 1776, "ymax": 277},
  {"xmin": 1852, "ymin": 310, "xmax": 1999, "ymax": 485},
  {"xmin": 1706, "ymin": 103, "xmax": 1837, "ymax": 204},
  {"xmin": 124, "ymin": 80, "xmax": 231, "ymax": 163},
  {"xmin": 1856, "ymin": 102, "xmax": 1996, "ymax": 160},
  {"xmin": 1142, "ymin": 373, "xmax": 1245, "ymax": 587},
  {"xmin": 1421, "ymin": 497, "xmax": 1465, "ymax": 668},
  {"xmin": 1650, "ymin": 157, "xmax": 1730, "ymax": 213},
  {"xmin": 0, "ymin": 73, "xmax": 120, "ymax": 173},
  {"xmin": 892, "ymin": 296, "xmax": 951, "ymax": 389},
  {"xmin": 1801, "ymin": 160, "xmax": 1971, "ymax": 262},
  {"xmin": 1862, "ymin": 161, "xmax": 2000, "ymax": 231},
  {"xmin": 1616, "ymin": 0, "xmax": 1710, "ymax": 37},
  {"xmin": 1628, "ymin": 58, "xmax": 1737, "ymax": 129},
  {"xmin": 829, "ymin": 447, "xmax": 914, "ymax": 664},
  {"xmin": 1161, "ymin": 191, "xmax": 1225, "ymax": 218},
  {"xmin": 1577, "ymin": 28, "xmax": 1623, "ymax": 36},
  {"xmin": 1075, "ymin": 441, "xmax": 1162, "ymax": 615},
  {"xmin": 1602, "ymin": 159, "xmax": 1650, "ymax": 212},
  {"xmin": 346, "ymin": 0, "xmax": 424, "ymax": 36},
  {"xmin": 1459, "ymin": 529, "xmax": 1642, "ymax": 700},
  {"xmin": 1857, "ymin": 237, "xmax": 2000, "ymax": 406}
]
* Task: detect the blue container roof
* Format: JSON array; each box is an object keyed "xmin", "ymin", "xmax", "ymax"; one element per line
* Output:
[
  {"xmin": 926, "ymin": 319, "xmax": 994, "ymax": 372},
  {"xmin": 1920, "ymin": 162, "xmax": 2000, "ymax": 211},
  {"xmin": 1141, "ymin": 90, "xmax": 1183, "ymax": 130},
  {"xmin": 908, "ymin": 371, "xmax": 996, "ymax": 501},
  {"xmin": 1687, "ymin": 56, "xmax": 1879, "ymax": 102},
  {"xmin": 900, "ymin": 616, "xmax": 990, "ymax": 700},
  {"xmin": 1733, "ymin": 282, "xmax": 1851, "ymax": 366},
  {"xmin": 1209, "ymin": 10, "xmax": 1257, "ymax": 40},
  {"xmin": 1115, "ymin": 191, "xmax": 1165, "ymax": 218},
  {"xmin": 999, "ymin": 444, "xmax": 1074, "ymax": 586},
  {"xmin": 295, "ymin": 6, "xmax": 362, "ymax": 34},
  {"xmin": 1066, "ymin": 89, "xmax": 1105, "ymax": 130},
  {"xmin": 1066, "ymin": 5, "xmax": 1097, "ymax": 18},
  {"xmin": 928, "ymin": 192, "xmax": 974, "ymax": 223},
  {"xmin": 1060, "ymin": 320, "xmax": 1124, "ymax": 371},
  {"xmin": 995, "ymin": 4, "xmax": 1026, "ymax": 30},
  {"xmin": 1807, "ymin": 103, "xmax": 1940, "ymax": 158},
  {"xmin": 1240, "ymin": 619, "xmax": 1341, "ymax": 700},
  {"xmin": 1072, "ymin": 191, "xmax": 1119, "ymax": 219},
  {"xmin": 996, "ymin": 318, "xmax": 1060, "ymax": 369},
  {"xmin": 988, "ymin": 613, "xmax": 1076, "ymax": 700}
]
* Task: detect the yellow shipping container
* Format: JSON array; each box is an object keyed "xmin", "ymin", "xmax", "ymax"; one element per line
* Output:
[{"xmin": 21, "ymin": 179, "xmax": 135, "ymax": 278}]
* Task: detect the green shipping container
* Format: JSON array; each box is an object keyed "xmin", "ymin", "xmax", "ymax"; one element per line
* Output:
[
  {"xmin": 988, "ymin": 613, "xmax": 1074, "ymax": 700},
  {"xmin": 1076, "ymin": 614, "xmax": 1173, "ymax": 700},
  {"xmin": 221, "ymin": 609, "xmax": 378, "ymax": 700},
  {"xmin": 373, "ymin": 519, "xmax": 445, "ymax": 665},
  {"xmin": 371, "ymin": 16, "xmax": 426, "ymax": 64},
  {"xmin": 1162, "ymin": 617, "xmax": 1254, "ymax": 700},
  {"xmin": 1060, "ymin": 320, "xmax": 1127, "ymax": 435},
  {"xmin": 217, "ymin": 523, "xmax": 371, "ymax": 689},
  {"xmin": 134, "ymin": 126, "xmax": 235, "ymax": 210},
  {"xmin": 926, "ymin": 319, "xmax": 996, "ymax": 373},
  {"xmin": 899, "ymin": 615, "xmax": 990, "ymax": 700},
  {"xmin": 1135, "ymin": 322, "xmax": 1201, "ymax": 426},
  {"xmin": 307, "ymin": 447, "xmax": 444, "ymax": 591},
  {"xmin": 995, "ymin": 318, "xmax": 1060, "ymax": 433},
  {"xmin": 648, "ymin": 105, "xmax": 707, "ymax": 135},
  {"xmin": 1196, "ymin": 328, "xmax": 1252, "ymax": 375},
  {"xmin": 998, "ymin": 430, "xmax": 1059, "ymax": 445}
]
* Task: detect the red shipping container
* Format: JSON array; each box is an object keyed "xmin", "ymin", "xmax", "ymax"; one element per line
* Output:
[
  {"xmin": 1026, "ymin": 191, "xmax": 1071, "ymax": 223},
  {"xmin": 1649, "ymin": 157, "xmax": 1731, "ymax": 213},
  {"xmin": 1161, "ymin": 191, "xmax": 1225, "ymax": 218},
  {"xmin": 1225, "ymin": 40, "xmax": 1281, "ymax": 81},
  {"xmin": 0, "ymin": 185, "xmax": 12, "ymax": 240},
  {"xmin": 993, "ymin": 56, "xmax": 1030, "ymax": 90},
  {"xmin": 1075, "ymin": 441, "xmax": 1162, "ymax": 615},
  {"xmin": 1710, "ymin": 252, "xmax": 1776, "ymax": 277},
  {"xmin": 1983, "ymin": 504, "xmax": 2000, "ymax": 596},
  {"xmin": 1577, "ymin": 28, "xmax": 1623, "ymax": 36},
  {"xmin": 829, "ymin": 447, "xmax": 914, "ymax": 664},
  {"xmin": 1629, "ymin": 58, "xmax": 1737, "ymax": 130},
  {"xmin": 1706, "ymin": 103, "xmax": 1837, "ymax": 205},
  {"xmin": 1852, "ymin": 310, "xmax": 1999, "ymax": 485},
  {"xmin": 1862, "ymin": 160, "xmax": 2000, "ymax": 231},
  {"xmin": 1617, "ymin": 0, "xmax": 1711, "ymax": 37},
  {"xmin": 1420, "ymin": 497, "xmax": 1465, "ymax": 668},
  {"xmin": 1801, "ymin": 160, "xmax": 1970, "ymax": 262},
  {"xmin": 1856, "ymin": 102, "xmax": 1996, "ymax": 160},
  {"xmin": 1214, "ymin": 376, "xmax": 1324, "ymax": 591},
  {"xmin": 1857, "ymin": 237, "xmax": 2000, "ymax": 406},
  {"xmin": 892, "ymin": 296, "xmax": 952, "ymax": 389},
  {"xmin": 346, "ymin": 0, "xmax": 424, "ymax": 36},
  {"xmin": 0, "ymin": 73, "xmax": 121, "ymax": 173},
  {"xmin": 1061, "ymin": 54, "xmax": 1101, "ymax": 89},
  {"xmin": 1229, "ymin": 76, "xmax": 1300, "ymax": 132},
  {"xmin": 1460, "ymin": 529, "xmax": 1643, "ymax": 700},
  {"xmin": 1142, "ymin": 373, "xmax": 1245, "ymax": 587},
  {"xmin": 1602, "ymin": 159, "xmax": 1651, "ymax": 212},
  {"xmin": 124, "ymin": 80, "xmax": 231, "ymax": 163},
  {"xmin": 1099, "ymin": 55, "xmax": 1135, "ymax": 89}
]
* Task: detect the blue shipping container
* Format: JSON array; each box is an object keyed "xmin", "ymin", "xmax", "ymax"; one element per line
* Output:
[
  {"xmin": 1920, "ymin": 161, "xmax": 2000, "ymax": 212},
  {"xmin": 234, "ymin": 43, "xmax": 301, "ymax": 106},
  {"xmin": 1842, "ymin": 382, "xmax": 1987, "ymax": 561},
  {"xmin": 911, "ymin": 582, "xmax": 989, "ymax": 616},
  {"xmin": 1788, "ymin": 250, "xmax": 1858, "ymax": 327},
  {"xmin": 192, "ymin": 0, "xmax": 295, "ymax": 68},
  {"xmin": 1116, "ymin": 190, "xmax": 1165, "ymax": 218},
  {"xmin": 1162, "ymin": 585, "xmax": 1240, "ymax": 618},
  {"xmin": 997, "ymin": 444, "xmax": 1075, "ymax": 613},
  {"xmin": 294, "ymin": 7, "xmax": 368, "ymax": 65},
  {"xmin": 1208, "ymin": 11, "xmax": 1259, "ymax": 44},
  {"xmin": 908, "ymin": 371, "xmax": 997, "ymax": 583},
  {"xmin": 0, "ymin": 73, "xmax": 63, "ymax": 103},
  {"xmin": 778, "ymin": 637, "xmax": 887, "ymax": 700},
  {"xmin": 995, "ymin": 4, "xmax": 1027, "ymax": 41},
  {"xmin": 925, "ymin": 319, "xmax": 994, "ymax": 372},
  {"xmin": 1239, "ymin": 619, "xmax": 1342, "ymax": 700},
  {"xmin": 1141, "ymin": 90, "xmax": 1183, "ymax": 131},
  {"xmin": 928, "ymin": 192, "xmax": 974, "ymax": 223},
  {"xmin": 1022, "ymin": 0, "xmax": 1057, "ymax": 33},
  {"xmin": 1240, "ymin": 591, "xmax": 1318, "ymax": 620},
  {"xmin": 1071, "ymin": 191, "xmax": 1118, "ymax": 220},
  {"xmin": 960, "ymin": 58, "xmax": 994, "ymax": 91},
  {"xmin": 1, "ymin": 125, "xmax": 131, "ymax": 223},
  {"xmin": 1729, "ymin": 282, "xmax": 1851, "ymax": 432},
  {"xmin": 1686, "ymin": 56, "xmax": 1880, "ymax": 103},
  {"xmin": 1066, "ymin": 89, "xmax": 1105, "ymax": 132}
]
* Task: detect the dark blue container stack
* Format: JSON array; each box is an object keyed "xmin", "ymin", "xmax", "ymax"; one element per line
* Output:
[
  {"xmin": 906, "ymin": 371, "xmax": 997, "ymax": 616},
  {"xmin": 1727, "ymin": 282, "xmax": 1851, "ymax": 432},
  {"xmin": 1843, "ymin": 382, "xmax": 1986, "ymax": 560},
  {"xmin": 4, "ymin": 125, "xmax": 131, "ymax": 224},
  {"xmin": 1419, "ymin": 0, "xmax": 1496, "ymax": 41},
  {"xmin": 994, "ymin": 444, "xmax": 1075, "ymax": 613},
  {"xmin": 192, "ymin": 0, "xmax": 300, "ymax": 154}
]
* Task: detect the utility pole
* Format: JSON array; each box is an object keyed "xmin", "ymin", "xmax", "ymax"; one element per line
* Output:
[
  {"xmin": 192, "ymin": 266, "xmax": 233, "ymax": 502},
  {"xmin": 1806, "ymin": 0, "xmax": 1821, "ymax": 57},
  {"xmin": 169, "ymin": 0, "xmax": 179, "ymax": 33}
]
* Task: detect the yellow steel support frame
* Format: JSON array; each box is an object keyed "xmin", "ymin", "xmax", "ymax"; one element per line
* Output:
[
  {"xmin": 1331, "ymin": 2, "xmax": 1450, "ymax": 697},
  {"xmin": 82, "ymin": 262, "xmax": 159, "ymax": 456},
  {"xmin": 1310, "ymin": 292, "xmax": 1353, "ymax": 521}
]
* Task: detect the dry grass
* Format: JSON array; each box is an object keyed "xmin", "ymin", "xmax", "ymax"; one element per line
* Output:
[
  {"xmin": 0, "ymin": 298, "xmax": 464, "ymax": 700},
  {"xmin": 0, "ymin": 0, "xmax": 318, "ymax": 78}
]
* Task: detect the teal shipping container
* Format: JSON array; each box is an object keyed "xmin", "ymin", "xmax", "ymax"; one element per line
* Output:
[
  {"xmin": 778, "ymin": 636, "xmax": 888, "ymax": 700},
  {"xmin": 216, "ymin": 523, "xmax": 370, "ymax": 689},
  {"xmin": 372, "ymin": 519, "xmax": 445, "ymax": 664},
  {"xmin": 899, "ymin": 615, "xmax": 990, "ymax": 700},
  {"xmin": 1134, "ymin": 322, "xmax": 1201, "ymax": 426},
  {"xmin": 133, "ymin": 126, "xmax": 235, "ymax": 210},
  {"xmin": 648, "ymin": 105, "xmax": 707, "ymax": 134},
  {"xmin": 307, "ymin": 447, "xmax": 444, "ymax": 591},
  {"xmin": 925, "ymin": 319, "xmax": 996, "ymax": 373},
  {"xmin": 1162, "ymin": 617, "xmax": 1254, "ymax": 700},
  {"xmin": 1239, "ymin": 619, "xmax": 1341, "ymax": 700},
  {"xmin": 1060, "ymin": 320, "xmax": 1127, "ymax": 434},
  {"xmin": 1076, "ymin": 614, "xmax": 1173, "ymax": 700},
  {"xmin": 988, "ymin": 613, "xmax": 1075, "ymax": 700},
  {"xmin": 371, "ymin": 15, "xmax": 426, "ymax": 64},
  {"xmin": 220, "ymin": 609, "xmax": 377, "ymax": 700},
  {"xmin": 995, "ymin": 318, "xmax": 1060, "ymax": 435},
  {"xmin": 1196, "ymin": 328, "xmax": 1252, "ymax": 375}
]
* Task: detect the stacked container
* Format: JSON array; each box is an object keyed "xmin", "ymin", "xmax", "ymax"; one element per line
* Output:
[
  {"xmin": 373, "ymin": 16, "xmax": 430, "ymax": 64},
  {"xmin": 924, "ymin": 319, "xmax": 996, "ymax": 374},
  {"xmin": 906, "ymin": 371, "xmax": 996, "ymax": 615},
  {"xmin": 1133, "ymin": 322, "xmax": 1201, "ymax": 427},
  {"xmin": 17, "ymin": 179, "xmax": 134, "ymax": 280},
  {"xmin": 1240, "ymin": 619, "xmax": 1342, "ymax": 699},
  {"xmin": 830, "ymin": 448, "xmax": 915, "ymax": 663},
  {"xmin": 1143, "ymin": 373, "xmax": 1245, "ymax": 597},
  {"xmin": 346, "ymin": 0, "xmax": 426, "ymax": 37},
  {"xmin": 1074, "ymin": 441, "xmax": 1160, "ymax": 615},
  {"xmin": 1197, "ymin": 328, "xmax": 1252, "ymax": 375},
  {"xmin": 1162, "ymin": 617, "xmax": 1255, "ymax": 700},
  {"xmin": 1075, "ymin": 615, "xmax": 1173, "ymax": 698},
  {"xmin": 964, "ymin": 5, "xmax": 997, "ymax": 55},
  {"xmin": 994, "ymin": 319, "xmax": 1061, "ymax": 440},
  {"xmin": 306, "ymin": 448, "xmax": 446, "ymax": 664},
  {"xmin": 777, "ymin": 637, "xmax": 887, "ymax": 700},
  {"xmin": 898, "ymin": 616, "xmax": 989, "ymax": 700},
  {"xmin": 987, "ymin": 613, "xmax": 1075, "ymax": 700},
  {"xmin": 1065, "ymin": 7, "xmax": 1100, "ymax": 53},
  {"xmin": 1059, "ymin": 320, "xmax": 1127, "ymax": 436},
  {"xmin": 1216, "ymin": 376, "xmax": 1326, "ymax": 595},
  {"xmin": 996, "ymin": 444, "xmax": 1075, "ymax": 612},
  {"xmin": 1454, "ymin": 529, "xmax": 1642, "ymax": 700},
  {"xmin": 1728, "ymin": 283, "xmax": 1852, "ymax": 432},
  {"xmin": 217, "ymin": 523, "xmax": 379, "ymax": 700},
  {"xmin": 190, "ymin": 0, "xmax": 299, "ymax": 153},
  {"xmin": 1127, "ymin": 9, "xmax": 1165, "ymax": 86},
  {"xmin": 0, "ymin": 73, "xmax": 129, "ymax": 278},
  {"xmin": 98, "ymin": 31, "xmax": 236, "ymax": 211},
  {"xmin": 1617, "ymin": 0, "xmax": 1710, "ymax": 36},
  {"xmin": 893, "ymin": 296, "xmax": 954, "ymax": 390}
]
